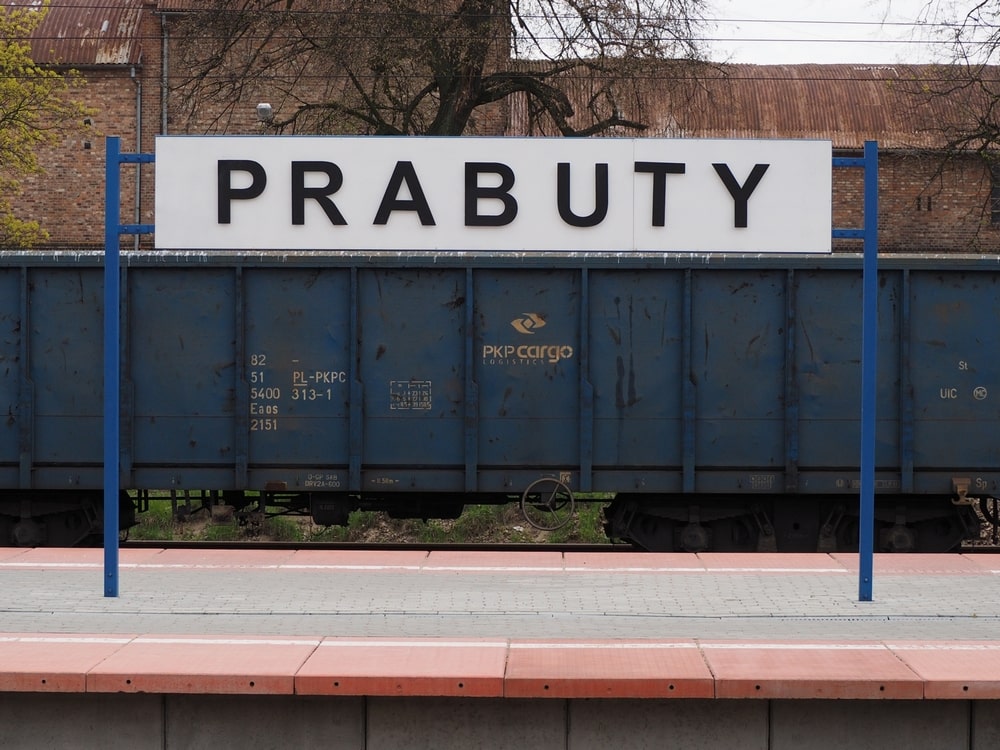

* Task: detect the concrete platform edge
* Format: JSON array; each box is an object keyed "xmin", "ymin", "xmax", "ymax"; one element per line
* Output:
[{"xmin": 3, "ymin": 633, "xmax": 1000, "ymax": 700}]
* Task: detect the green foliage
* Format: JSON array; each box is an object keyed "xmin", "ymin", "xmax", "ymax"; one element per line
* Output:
[
  {"xmin": 0, "ymin": 1, "xmax": 93, "ymax": 246},
  {"xmin": 546, "ymin": 502, "xmax": 607, "ymax": 544},
  {"xmin": 201, "ymin": 523, "xmax": 240, "ymax": 542},
  {"xmin": 262, "ymin": 515, "xmax": 305, "ymax": 542},
  {"xmin": 128, "ymin": 501, "xmax": 175, "ymax": 541},
  {"xmin": 431, "ymin": 504, "xmax": 535, "ymax": 543}
]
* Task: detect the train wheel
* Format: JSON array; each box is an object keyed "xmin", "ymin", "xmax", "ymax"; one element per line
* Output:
[{"xmin": 520, "ymin": 478, "xmax": 575, "ymax": 531}]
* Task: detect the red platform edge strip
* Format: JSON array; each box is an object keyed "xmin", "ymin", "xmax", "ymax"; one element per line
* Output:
[{"xmin": 1, "ymin": 635, "xmax": 999, "ymax": 700}]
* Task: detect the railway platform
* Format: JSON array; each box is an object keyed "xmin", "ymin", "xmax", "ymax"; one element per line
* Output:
[{"xmin": 1, "ymin": 548, "xmax": 999, "ymax": 749}]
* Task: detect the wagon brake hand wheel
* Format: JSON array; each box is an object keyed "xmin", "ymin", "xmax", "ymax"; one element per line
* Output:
[{"xmin": 520, "ymin": 477, "xmax": 575, "ymax": 531}]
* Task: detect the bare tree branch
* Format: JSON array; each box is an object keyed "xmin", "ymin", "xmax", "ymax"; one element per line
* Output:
[{"xmin": 168, "ymin": 0, "xmax": 708, "ymax": 136}]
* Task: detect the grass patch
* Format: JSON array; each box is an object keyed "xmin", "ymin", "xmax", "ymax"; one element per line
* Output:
[
  {"xmin": 545, "ymin": 501, "xmax": 607, "ymax": 544},
  {"xmin": 201, "ymin": 523, "xmax": 241, "ymax": 542},
  {"xmin": 127, "ymin": 497, "xmax": 612, "ymax": 545},
  {"xmin": 263, "ymin": 514, "xmax": 306, "ymax": 542},
  {"xmin": 128, "ymin": 500, "xmax": 175, "ymax": 541}
]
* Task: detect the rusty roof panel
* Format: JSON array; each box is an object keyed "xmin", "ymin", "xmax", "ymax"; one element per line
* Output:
[
  {"xmin": 154, "ymin": 0, "xmax": 197, "ymax": 10},
  {"xmin": 508, "ymin": 63, "xmax": 992, "ymax": 150},
  {"xmin": 17, "ymin": 0, "xmax": 144, "ymax": 66}
]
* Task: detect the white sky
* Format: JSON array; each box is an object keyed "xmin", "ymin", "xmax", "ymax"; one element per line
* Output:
[{"xmin": 707, "ymin": 0, "xmax": 949, "ymax": 64}]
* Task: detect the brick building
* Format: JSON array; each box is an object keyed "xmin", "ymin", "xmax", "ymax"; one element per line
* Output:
[
  {"xmin": 13, "ymin": 0, "xmax": 151, "ymax": 247},
  {"xmin": 11, "ymin": 0, "xmax": 1000, "ymax": 252}
]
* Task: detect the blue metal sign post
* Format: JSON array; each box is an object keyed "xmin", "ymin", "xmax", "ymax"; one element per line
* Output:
[
  {"xmin": 104, "ymin": 137, "xmax": 154, "ymax": 597},
  {"xmin": 832, "ymin": 141, "xmax": 879, "ymax": 602}
]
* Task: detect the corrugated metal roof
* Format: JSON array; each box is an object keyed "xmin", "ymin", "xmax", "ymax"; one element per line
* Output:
[
  {"xmin": 508, "ymin": 62, "xmax": 995, "ymax": 150},
  {"xmin": 17, "ymin": 0, "xmax": 144, "ymax": 66},
  {"xmin": 153, "ymin": 0, "xmax": 197, "ymax": 10}
]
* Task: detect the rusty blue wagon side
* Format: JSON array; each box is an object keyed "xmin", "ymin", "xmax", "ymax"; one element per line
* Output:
[{"xmin": 0, "ymin": 250, "xmax": 992, "ymax": 549}]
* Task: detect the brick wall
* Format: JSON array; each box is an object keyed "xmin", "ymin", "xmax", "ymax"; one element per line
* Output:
[
  {"xmin": 10, "ymin": 2, "xmax": 162, "ymax": 248},
  {"xmin": 833, "ymin": 151, "xmax": 1000, "ymax": 253},
  {"xmin": 14, "ymin": 71, "xmax": 141, "ymax": 248}
]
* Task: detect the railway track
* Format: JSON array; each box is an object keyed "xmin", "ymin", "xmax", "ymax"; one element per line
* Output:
[
  {"xmin": 119, "ymin": 540, "xmax": 1000, "ymax": 553},
  {"xmin": 120, "ymin": 540, "xmax": 630, "ymax": 553}
]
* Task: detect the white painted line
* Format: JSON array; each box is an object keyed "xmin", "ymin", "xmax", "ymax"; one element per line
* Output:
[
  {"xmin": 885, "ymin": 643, "xmax": 1000, "ymax": 651},
  {"xmin": 280, "ymin": 565, "xmax": 424, "ymax": 571},
  {"xmin": 693, "ymin": 567, "xmax": 848, "ymax": 573},
  {"xmin": 0, "ymin": 561, "xmax": 850, "ymax": 573},
  {"xmin": 0, "ymin": 563, "xmax": 289, "ymax": 570},
  {"xmin": 0, "ymin": 635, "xmax": 318, "ymax": 648},
  {"xmin": 0, "ymin": 636, "xmax": 134, "ymax": 645},
  {"xmin": 703, "ymin": 642, "xmax": 1000, "ymax": 652},
  {"xmin": 2, "ymin": 635, "xmax": 997, "ymax": 653},
  {"xmin": 509, "ymin": 642, "xmax": 699, "ymax": 649},
  {"xmin": 133, "ymin": 637, "xmax": 321, "ymax": 647},
  {"xmin": 318, "ymin": 640, "xmax": 509, "ymax": 648},
  {"xmin": 701, "ymin": 643, "xmax": 888, "ymax": 650},
  {"xmin": 0, "ymin": 562, "xmax": 104, "ymax": 568}
]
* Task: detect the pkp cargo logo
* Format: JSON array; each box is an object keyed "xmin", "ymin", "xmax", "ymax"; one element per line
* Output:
[
  {"xmin": 511, "ymin": 313, "xmax": 546, "ymax": 335},
  {"xmin": 483, "ymin": 312, "xmax": 574, "ymax": 366}
]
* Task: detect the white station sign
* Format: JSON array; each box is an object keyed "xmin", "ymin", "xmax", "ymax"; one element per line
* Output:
[{"xmin": 154, "ymin": 136, "xmax": 832, "ymax": 253}]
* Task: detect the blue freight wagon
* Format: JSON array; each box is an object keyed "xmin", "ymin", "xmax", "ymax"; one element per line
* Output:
[{"xmin": 0, "ymin": 250, "xmax": 993, "ymax": 550}]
